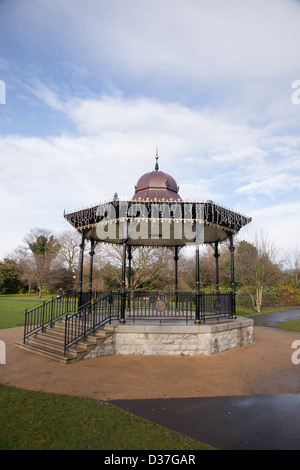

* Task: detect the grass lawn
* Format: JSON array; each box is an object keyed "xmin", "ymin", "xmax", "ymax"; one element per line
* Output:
[
  {"xmin": 236, "ymin": 306, "xmax": 293, "ymax": 317},
  {"xmin": 0, "ymin": 294, "xmax": 52, "ymax": 329},
  {"xmin": 0, "ymin": 385, "xmax": 213, "ymax": 450},
  {"xmin": 276, "ymin": 318, "xmax": 300, "ymax": 333}
]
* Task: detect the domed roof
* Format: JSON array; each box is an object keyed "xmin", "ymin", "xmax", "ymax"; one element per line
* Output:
[{"xmin": 132, "ymin": 154, "xmax": 182, "ymax": 201}]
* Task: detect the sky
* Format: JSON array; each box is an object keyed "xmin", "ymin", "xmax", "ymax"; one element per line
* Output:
[{"xmin": 0, "ymin": 0, "xmax": 300, "ymax": 260}]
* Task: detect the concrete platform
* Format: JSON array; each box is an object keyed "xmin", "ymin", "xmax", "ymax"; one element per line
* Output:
[{"xmin": 84, "ymin": 316, "xmax": 254, "ymax": 358}]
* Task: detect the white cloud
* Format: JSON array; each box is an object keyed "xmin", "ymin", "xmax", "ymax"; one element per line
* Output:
[
  {"xmin": 237, "ymin": 173, "xmax": 300, "ymax": 196},
  {"xmin": 1, "ymin": 0, "xmax": 300, "ymax": 260},
  {"xmin": 27, "ymin": 79, "xmax": 65, "ymax": 112},
  {"xmin": 240, "ymin": 201, "xmax": 300, "ymax": 255},
  {"xmin": 4, "ymin": 0, "xmax": 300, "ymax": 99},
  {"xmin": 1, "ymin": 91, "xmax": 298, "ymax": 230}
]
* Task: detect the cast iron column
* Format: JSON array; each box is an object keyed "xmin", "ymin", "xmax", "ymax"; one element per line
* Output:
[
  {"xmin": 88, "ymin": 239, "xmax": 95, "ymax": 303},
  {"xmin": 195, "ymin": 244, "xmax": 201, "ymax": 323},
  {"xmin": 127, "ymin": 245, "xmax": 132, "ymax": 312},
  {"xmin": 214, "ymin": 241, "xmax": 220, "ymax": 293},
  {"xmin": 78, "ymin": 231, "xmax": 86, "ymax": 308},
  {"xmin": 174, "ymin": 246, "xmax": 179, "ymax": 311},
  {"xmin": 120, "ymin": 241, "xmax": 127, "ymax": 323},
  {"xmin": 228, "ymin": 232, "xmax": 236, "ymax": 318}
]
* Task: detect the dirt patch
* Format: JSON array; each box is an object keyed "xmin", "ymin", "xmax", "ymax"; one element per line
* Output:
[{"xmin": 0, "ymin": 326, "xmax": 299, "ymax": 401}]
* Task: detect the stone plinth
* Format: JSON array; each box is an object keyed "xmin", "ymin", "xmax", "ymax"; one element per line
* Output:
[{"xmin": 83, "ymin": 317, "xmax": 254, "ymax": 359}]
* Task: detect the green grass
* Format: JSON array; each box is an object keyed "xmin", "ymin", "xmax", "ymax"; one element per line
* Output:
[
  {"xmin": 236, "ymin": 306, "xmax": 292, "ymax": 317},
  {"xmin": 0, "ymin": 299, "xmax": 36, "ymax": 329},
  {"xmin": 0, "ymin": 294, "xmax": 52, "ymax": 329},
  {"xmin": 276, "ymin": 318, "xmax": 300, "ymax": 333},
  {"xmin": 0, "ymin": 294, "xmax": 51, "ymax": 300},
  {"xmin": 0, "ymin": 385, "xmax": 213, "ymax": 450}
]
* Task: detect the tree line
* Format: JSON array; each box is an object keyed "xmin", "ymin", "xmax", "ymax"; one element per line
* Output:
[{"xmin": 0, "ymin": 227, "xmax": 299, "ymax": 313}]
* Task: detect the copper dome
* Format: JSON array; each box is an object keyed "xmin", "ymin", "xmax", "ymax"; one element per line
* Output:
[{"xmin": 132, "ymin": 155, "xmax": 182, "ymax": 201}]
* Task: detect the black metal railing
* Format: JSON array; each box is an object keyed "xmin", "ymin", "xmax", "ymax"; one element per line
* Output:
[
  {"xmin": 64, "ymin": 292, "xmax": 120, "ymax": 353},
  {"xmin": 129, "ymin": 291, "xmax": 195, "ymax": 323},
  {"xmin": 23, "ymin": 291, "xmax": 78, "ymax": 342},
  {"xmin": 200, "ymin": 291, "xmax": 235, "ymax": 321},
  {"xmin": 128, "ymin": 290, "xmax": 235, "ymax": 323},
  {"xmin": 23, "ymin": 289, "xmax": 235, "ymax": 355}
]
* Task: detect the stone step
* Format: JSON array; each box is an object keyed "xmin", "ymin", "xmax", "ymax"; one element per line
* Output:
[
  {"xmin": 25, "ymin": 336, "xmax": 82, "ymax": 357},
  {"xmin": 15, "ymin": 323, "xmax": 115, "ymax": 363},
  {"xmin": 15, "ymin": 341, "xmax": 78, "ymax": 364},
  {"xmin": 103, "ymin": 324, "xmax": 116, "ymax": 332},
  {"xmin": 53, "ymin": 319, "xmax": 113, "ymax": 337},
  {"xmin": 40, "ymin": 326, "xmax": 107, "ymax": 344}
]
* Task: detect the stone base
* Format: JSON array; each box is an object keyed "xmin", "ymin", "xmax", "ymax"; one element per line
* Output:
[{"xmin": 83, "ymin": 316, "xmax": 254, "ymax": 359}]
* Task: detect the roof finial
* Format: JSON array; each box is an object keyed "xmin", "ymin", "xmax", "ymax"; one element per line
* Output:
[{"xmin": 155, "ymin": 146, "xmax": 159, "ymax": 171}]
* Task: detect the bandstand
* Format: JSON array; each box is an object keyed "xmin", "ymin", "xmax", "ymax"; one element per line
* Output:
[{"xmin": 18, "ymin": 152, "xmax": 254, "ymax": 361}]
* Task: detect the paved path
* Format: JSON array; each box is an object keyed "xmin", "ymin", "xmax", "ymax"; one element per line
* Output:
[
  {"xmin": 1, "ymin": 309, "xmax": 300, "ymax": 450},
  {"xmin": 250, "ymin": 307, "xmax": 300, "ymax": 328},
  {"xmin": 112, "ymin": 394, "xmax": 300, "ymax": 450}
]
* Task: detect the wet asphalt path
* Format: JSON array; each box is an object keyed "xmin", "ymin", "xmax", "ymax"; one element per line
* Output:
[
  {"xmin": 249, "ymin": 307, "xmax": 300, "ymax": 328},
  {"xmin": 112, "ymin": 394, "xmax": 300, "ymax": 450}
]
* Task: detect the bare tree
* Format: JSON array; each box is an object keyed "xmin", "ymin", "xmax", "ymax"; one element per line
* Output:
[
  {"xmin": 235, "ymin": 231, "xmax": 280, "ymax": 312},
  {"xmin": 57, "ymin": 230, "xmax": 81, "ymax": 272},
  {"xmin": 282, "ymin": 247, "xmax": 300, "ymax": 285},
  {"xmin": 14, "ymin": 245, "xmax": 37, "ymax": 295},
  {"xmin": 56, "ymin": 230, "xmax": 81, "ymax": 287},
  {"xmin": 99, "ymin": 244, "xmax": 166, "ymax": 291}
]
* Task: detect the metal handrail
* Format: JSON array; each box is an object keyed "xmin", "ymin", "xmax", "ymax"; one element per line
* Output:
[
  {"xmin": 63, "ymin": 292, "xmax": 119, "ymax": 354},
  {"xmin": 128, "ymin": 290, "xmax": 235, "ymax": 323},
  {"xmin": 23, "ymin": 291, "xmax": 78, "ymax": 342}
]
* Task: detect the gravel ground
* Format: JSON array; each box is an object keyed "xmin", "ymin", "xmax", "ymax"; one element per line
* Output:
[{"xmin": 1, "ymin": 325, "xmax": 299, "ymax": 401}]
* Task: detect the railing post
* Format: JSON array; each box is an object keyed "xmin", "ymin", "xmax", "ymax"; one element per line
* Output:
[
  {"xmin": 92, "ymin": 299, "xmax": 96, "ymax": 333},
  {"xmin": 231, "ymin": 291, "xmax": 236, "ymax": 319},
  {"xmin": 200, "ymin": 291, "xmax": 204, "ymax": 323},
  {"xmin": 50, "ymin": 297, "xmax": 54, "ymax": 327},
  {"xmin": 64, "ymin": 312, "xmax": 68, "ymax": 356},
  {"xmin": 83, "ymin": 309, "xmax": 87, "ymax": 341},
  {"xmin": 24, "ymin": 309, "xmax": 28, "ymax": 342},
  {"xmin": 41, "ymin": 301, "xmax": 46, "ymax": 331}
]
